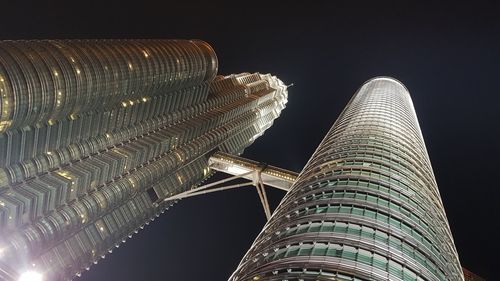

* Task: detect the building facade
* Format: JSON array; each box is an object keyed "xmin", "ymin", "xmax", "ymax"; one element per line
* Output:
[
  {"xmin": 230, "ymin": 77, "xmax": 463, "ymax": 281},
  {"xmin": 0, "ymin": 39, "xmax": 288, "ymax": 280}
]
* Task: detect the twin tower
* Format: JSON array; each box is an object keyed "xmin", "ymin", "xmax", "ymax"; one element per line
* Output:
[{"xmin": 0, "ymin": 39, "xmax": 463, "ymax": 280}]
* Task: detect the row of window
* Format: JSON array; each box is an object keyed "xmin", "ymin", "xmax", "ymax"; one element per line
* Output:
[
  {"xmin": 298, "ymin": 190, "xmax": 431, "ymax": 233},
  {"xmin": 325, "ymin": 125, "xmax": 427, "ymax": 163},
  {"xmin": 319, "ymin": 146, "xmax": 434, "ymax": 184},
  {"xmin": 254, "ymin": 267, "xmax": 369, "ymax": 281},
  {"xmin": 0, "ymin": 82, "xmax": 210, "ymax": 167},
  {"xmin": 253, "ymin": 231, "xmax": 446, "ymax": 280},
  {"xmin": 271, "ymin": 178, "xmax": 425, "ymax": 233},
  {"xmin": 269, "ymin": 187, "xmax": 446, "ymax": 260},
  {"xmin": 252, "ymin": 242, "xmax": 426, "ymax": 281},
  {"xmin": 0, "ymin": 40, "xmax": 217, "ymax": 130},
  {"xmin": 304, "ymin": 159, "xmax": 438, "ymax": 211},
  {"xmin": 1, "ymin": 80, "xmax": 247, "ymax": 187},
  {"xmin": 305, "ymin": 139, "xmax": 437, "ymax": 199},
  {"xmin": 289, "ymin": 203, "xmax": 435, "ymax": 251},
  {"xmin": 298, "ymin": 179, "xmax": 423, "ymax": 218},
  {"xmin": 336, "ymin": 107, "xmax": 419, "ymax": 138},
  {"xmin": 337, "ymin": 154, "xmax": 435, "ymax": 206},
  {"xmin": 312, "ymin": 134, "xmax": 430, "ymax": 174},
  {"xmin": 271, "ymin": 220, "xmax": 447, "ymax": 274}
]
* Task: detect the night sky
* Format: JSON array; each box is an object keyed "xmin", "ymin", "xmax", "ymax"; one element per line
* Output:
[{"xmin": 1, "ymin": 1, "xmax": 498, "ymax": 280}]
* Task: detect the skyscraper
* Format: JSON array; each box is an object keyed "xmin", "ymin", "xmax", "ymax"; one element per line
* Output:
[
  {"xmin": 0, "ymin": 39, "xmax": 288, "ymax": 281},
  {"xmin": 230, "ymin": 77, "xmax": 464, "ymax": 281}
]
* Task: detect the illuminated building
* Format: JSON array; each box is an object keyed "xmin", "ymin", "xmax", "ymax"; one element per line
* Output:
[
  {"xmin": 230, "ymin": 77, "xmax": 464, "ymax": 281},
  {"xmin": 0, "ymin": 39, "xmax": 288, "ymax": 280}
]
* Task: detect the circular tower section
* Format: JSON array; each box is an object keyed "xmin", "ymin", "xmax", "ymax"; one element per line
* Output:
[{"xmin": 230, "ymin": 77, "xmax": 463, "ymax": 281}]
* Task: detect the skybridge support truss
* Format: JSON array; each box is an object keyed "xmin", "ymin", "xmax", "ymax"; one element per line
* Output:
[{"xmin": 164, "ymin": 152, "xmax": 298, "ymax": 220}]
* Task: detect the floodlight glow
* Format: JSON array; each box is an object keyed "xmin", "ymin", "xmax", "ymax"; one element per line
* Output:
[
  {"xmin": 19, "ymin": 271, "xmax": 43, "ymax": 281},
  {"xmin": 227, "ymin": 166, "xmax": 249, "ymax": 175}
]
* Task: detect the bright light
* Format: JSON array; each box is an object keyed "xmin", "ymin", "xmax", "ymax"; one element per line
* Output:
[
  {"xmin": 227, "ymin": 166, "xmax": 249, "ymax": 175},
  {"xmin": 19, "ymin": 271, "xmax": 43, "ymax": 281}
]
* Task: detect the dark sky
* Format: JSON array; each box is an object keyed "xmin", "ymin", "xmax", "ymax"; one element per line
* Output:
[{"xmin": 1, "ymin": 1, "xmax": 498, "ymax": 280}]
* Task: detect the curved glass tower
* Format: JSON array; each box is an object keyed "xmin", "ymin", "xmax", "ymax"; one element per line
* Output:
[
  {"xmin": 230, "ymin": 77, "xmax": 463, "ymax": 281},
  {"xmin": 0, "ymin": 39, "xmax": 288, "ymax": 280}
]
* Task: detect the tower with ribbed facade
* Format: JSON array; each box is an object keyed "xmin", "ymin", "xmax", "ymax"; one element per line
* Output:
[
  {"xmin": 230, "ymin": 77, "xmax": 463, "ymax": 281},
  {"xmin": 0, "ymin": 39, "xmax": 288, "ymax": 281}
]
